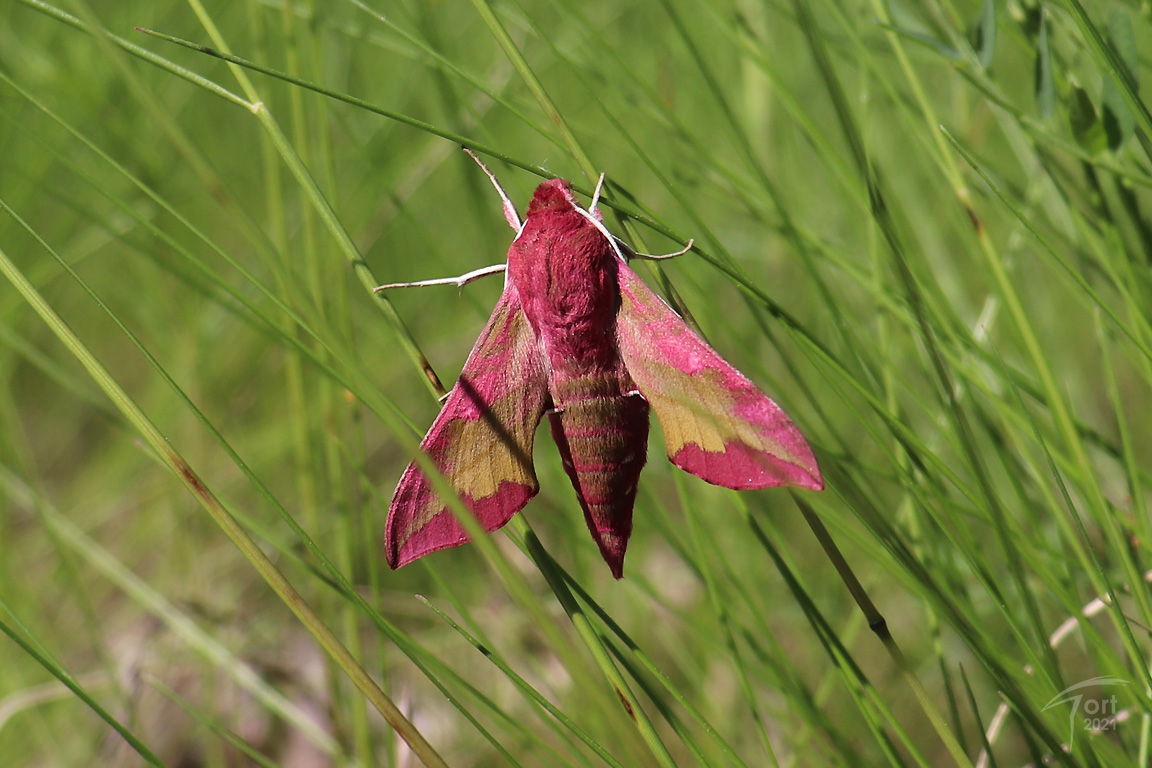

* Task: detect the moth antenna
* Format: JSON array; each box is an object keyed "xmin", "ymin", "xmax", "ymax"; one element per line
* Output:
[
  {"xmin": 626, "ymin": 238, "xmax": 694, "ymax": 261},
  {"xmin": 374, "ymin": 264, "xmax": 507, "ymax": 292},
  {"xmin": 463, "ymin": 147, "xmax": 523, "ymax": 232},
  {"xmin": 589, "ymin": 173, "xmax": 606, "ymax": 213}
]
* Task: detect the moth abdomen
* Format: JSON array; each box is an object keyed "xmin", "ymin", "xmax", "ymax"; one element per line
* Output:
[{"xmin": 548, "ymin": 376, "xmax": 649, "ymax": 577}]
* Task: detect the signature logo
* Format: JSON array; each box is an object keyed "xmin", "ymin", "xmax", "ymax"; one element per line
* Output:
[{"xmin": 1042, "ymin": 676, "xmax": 1128, "ymax": 750}]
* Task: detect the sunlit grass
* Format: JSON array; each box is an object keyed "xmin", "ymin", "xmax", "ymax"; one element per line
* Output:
[{"xmin": 0, "ymin": 0, "xmax": 1149, "ymax": 766}]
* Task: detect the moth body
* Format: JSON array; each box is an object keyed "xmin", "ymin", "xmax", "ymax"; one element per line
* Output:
[
  {"xmin": 509, "ymin": 180, "xmax": 649, "ymax": 578},
  {"xmin": 385, "ymin": 171, "xmax": 823, "ymax": 578}
]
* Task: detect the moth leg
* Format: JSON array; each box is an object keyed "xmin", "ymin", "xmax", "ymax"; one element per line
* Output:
[
  {"xmin": 374, "ymin": 264, "xmax": 507, "ymax": 292},
  {"xmin": 620, "ymin": 238, "xmax": 695, "ymax": 261},
  {"xmin": 462, "ymin": 147, "xmax": 523, "ymax": 233},
  {"xmin": 572, "ymin": 181, "xmax": 693, "ymax": 264}
]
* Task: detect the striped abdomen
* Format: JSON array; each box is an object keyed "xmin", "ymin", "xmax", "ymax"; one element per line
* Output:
[{"xmin": 547, "ymin": 372, "xmax": 650, "ymax": 578}]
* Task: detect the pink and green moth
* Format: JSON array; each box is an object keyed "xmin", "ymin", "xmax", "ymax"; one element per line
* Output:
[{"xmin": 380, "ymin": 153, "xmax": 823, "ymax": 578}]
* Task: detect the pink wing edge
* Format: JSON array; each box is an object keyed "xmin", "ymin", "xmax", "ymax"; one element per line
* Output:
[
  {"xmin": 614, "ymin": 262, "xmax": 823, "ymax": 492},
  {"xmin": 385, "ymin": 286, "xmax": 550, "ymax": 569}
]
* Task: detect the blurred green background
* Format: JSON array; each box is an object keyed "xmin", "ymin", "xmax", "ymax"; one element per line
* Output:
[{"xmin": 1, "ymin": 0, "xmax": 1150, "ymax": 766}]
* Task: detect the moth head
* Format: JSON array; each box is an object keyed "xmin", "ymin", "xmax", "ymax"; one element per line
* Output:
[
  {"xmin": 524, "ymin": 177, "xmax": 621, "ymax": 260},
  {"xmin": 526, "ymin": 178, "xmax": 580, "ymax": 217}
]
